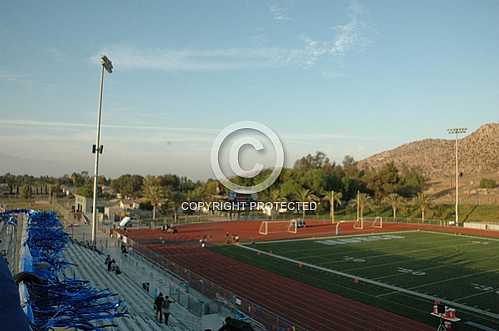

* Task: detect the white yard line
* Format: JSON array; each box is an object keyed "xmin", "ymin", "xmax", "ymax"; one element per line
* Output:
[
  {"xmin": 331, "ymin": 241, "xmax": 478, "ymax": 271},
  {"xmin": 372, "ymin": 248, "xmax": 499, "ymax": 281},
  {"xmin": 378, "ymin": 268, "xmax": 499, "ymax": 294},
  {"xmin": 237, "ymin": 243, "xmax": 499, "ymax": 321},
  {"xmin": 420, "ymin": 230, "xmax": 499, "ymax": 243},
  {"xmin": 454, "ymin": 289, "xmax": 497, "ymax": 302},
  {"xmin": 272, "ymin": 230, "xmax": 466, "ymax": 259},
  {"xmin": 251, "ymin": 230, "xmax": 418, "ymax": 246}
]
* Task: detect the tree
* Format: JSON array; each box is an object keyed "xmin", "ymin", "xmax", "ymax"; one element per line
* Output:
[
  {"xmin": 143, "ymin": 176, "xmax": 166, "ymax": 220},
  {"xmin": 356, "ymin": 192, "xmax": 372, "ymax": 221},
  {"xmin": 76, "ymin": 182, "xmax": 94, "ymax": 198},
  {"xmin": 399, "ymin": 165, "xmax": 426, "ymax": 197},
  {"xmin": 269, "ymin": 189, "xmax": 285, "ymax": 219},
  {"xmin": 20, "ymin": 184, "xmax": 32, "ymax": 200},
  {"xmin": 164, "ymin": 190, "xmax": 184, "ymax": 223},
  {"xmin": 280, "ymin": 179, "xmax": 301, "ymax": 201},
  {"xmin": 383, "ymin": 193, "xmax": 404, "ymax": 221},
  {"xmin": 294, "ymin": 151, "xmax": 330, "ymax": 170},
  {"xmin": 366, "ymin": 162, "xmax": 401, "ymax": 200},
  {"xmin": 413, "ymin": 192, "xmax": 432, "ymax": 222},
  {"xmin": 111, "ymin": 174, "xmax": 144, "ymax": 198},
  {"xmin": 295, "ymin": 188, "xmax": 318, "ymax": 220},
  {"xmin": 323, "ymin": 190, "xmax": 342, "ymax": 223}
]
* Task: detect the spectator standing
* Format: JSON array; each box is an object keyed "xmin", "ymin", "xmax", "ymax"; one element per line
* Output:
[
  {"xmin": 154, "ymin": 293, "xmax": 165, "ymax": 322},
  {"xmin": 106, "ymin": 256, "xmax": 113, "ymax": 272},
  {"xmin": 163, "ymin": 296, "xmax": 173, "ymax": 325}
]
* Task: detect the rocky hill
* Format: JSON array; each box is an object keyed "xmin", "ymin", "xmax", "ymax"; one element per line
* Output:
[{"xmin": 359, "ymin": 123, "xmax": 499, "ymax": 179}]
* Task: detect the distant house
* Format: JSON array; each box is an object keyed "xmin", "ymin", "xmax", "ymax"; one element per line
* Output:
[
  {"xmin": 0, "ymin": 183, "xmax": 9, "ymax": 195},
  {"xmin": 101, "ymin": 185, "xmax": 116, "ymax": 196},
  {"xmin": 60, "ymin": 185, "xmax": 77, "ymax": 197},
  {"xmin": 119, "ymin": 199, "xmax": 140, "ymax": 210},
  {"xmin": 74, "ymin": 194, "xmax": 108, "ymax": 221},
  {"xmin": 104, "ymin": 206, "xmax": 123, "ymax": 222}
]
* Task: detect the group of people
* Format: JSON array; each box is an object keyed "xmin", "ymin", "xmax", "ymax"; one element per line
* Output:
[
  {"xmin": 225, "ymin": 232, "xmax": 240, "ymax": 244},
  {"xmin": 154, "ymin": 292, "xmax": 173, "ymax": 324},
  {"xmin": 104, "ymin": 255, "xmax": 121, "ymax": 275},
  {"xmin": 142, "ymin": 282, "xmax": 151, "ymax": 293},
  {"xmin": 160, "ymin": 224, "xmax": 178, "ymax": 233}
]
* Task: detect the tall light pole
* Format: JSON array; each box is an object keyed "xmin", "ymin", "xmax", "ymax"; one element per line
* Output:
[
  {"xmin": 447, "ymin": 127, "xmax": 467, "ymax": 227},
  {"xmin": 91, "ymin": 55, "xmax": 113, "ymax": 243}
]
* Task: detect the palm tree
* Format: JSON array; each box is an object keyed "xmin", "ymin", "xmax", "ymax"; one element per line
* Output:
[
  {"xmin": 413, "ymin": 192, "xmax": 432, "ymax": 222},
  {"xmin": 143, "ymin": 176, "xmax": 166, "ymax": 220},
  {"xmin": 269, "ymin": 189, "xmax": 286, "ymax": 219},
  {"xmin": 295, "ymin": 188, "xmax": 318, "ymax": 220},
  {"xmin": 355, "ymin": 191, "xmax": 371, "ymax": 221},
  {"xmin": 166, "ymin": 190, "xmax": 183, "ymax": 223},
  {"xmin": 323, "ymin": 190, "xmax": 342, "ymax": 223},
  {"xmin": 383, "ymin": 193, "xmax": 404, "ymax": 221}
]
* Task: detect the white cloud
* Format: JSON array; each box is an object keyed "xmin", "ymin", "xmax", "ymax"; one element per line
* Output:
[
  {"xmin": 300, "ymin": 0, "xmax": 369, "ymax": 67},
  {"xmin": 268, "ymin": 0, "xmax": 292, "ymax": 22},
  {"xmin": 91, "ymin": 1, "xmax": 371, "ymax": 72},
  {"xmin": 0, "ymin": 73, "xmax": 30, "ymax": 82},
  {"xmin": 0, "ymin": 119, "xmax": 217, "ymax": 133}
]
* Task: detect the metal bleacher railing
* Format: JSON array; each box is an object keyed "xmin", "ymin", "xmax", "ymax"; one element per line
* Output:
[{"xmin": 120, "ymin": 235, "xmax": 307, "ymax": 331}]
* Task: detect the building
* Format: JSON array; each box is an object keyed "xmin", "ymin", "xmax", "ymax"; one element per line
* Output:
[
  {"xmin": 74, "ymin": 194, "xmax": 108, "ymax": 221},
  {"xmin": 119, "ymin": 199, "xmax": 140, "ymax": 210}
]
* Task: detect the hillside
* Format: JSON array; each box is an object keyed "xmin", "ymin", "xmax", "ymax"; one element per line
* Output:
[{"xmin": 359, "ymin": 123, "xmax": 499, "ymax": 179}]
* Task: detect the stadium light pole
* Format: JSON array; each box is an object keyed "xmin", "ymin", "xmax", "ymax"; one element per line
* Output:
[
  {"xmin": 447, "ymin": 128, "xmax": 467, "ymax": 227},
  {"xmin": 91, "ymin": 55, "xmax": 113, "ymax": 243}
]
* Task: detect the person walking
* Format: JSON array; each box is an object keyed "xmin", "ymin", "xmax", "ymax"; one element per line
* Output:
[
  {"xmin": 163, "ymin": 296, "xmax": 174, "ymax": 325},
  {"xmin": 154, "ymin": 293, "xmax": 165, "ymax": 322},
  {"xmin": 106, "ymin": 256, "xmax": 112, "ymax": 272}
]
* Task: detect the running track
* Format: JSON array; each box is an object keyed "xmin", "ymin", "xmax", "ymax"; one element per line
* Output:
[
  {"xmin": 116, "ymin": 221, "xmax": 499, "ymax": 330},
  {"xmin": 150, "ymin": 245, "xmax": 432, "ymax": 331}
]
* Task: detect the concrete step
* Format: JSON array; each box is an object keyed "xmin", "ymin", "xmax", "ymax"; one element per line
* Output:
[
  {"xmin": 67, "ymin": 243, "xmax": 153, "ymax": 315},
  {"xmin": 64, "ymin": 243, "xmax": 181, "ymax": 331}
]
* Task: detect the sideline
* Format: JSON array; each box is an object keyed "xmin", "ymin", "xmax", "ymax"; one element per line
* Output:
[{"xmin": 236, "ymin": 243, "xmax": 499, "ymax": 321}]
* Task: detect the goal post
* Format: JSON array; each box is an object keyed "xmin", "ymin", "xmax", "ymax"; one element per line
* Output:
[
  {"xmin": 372, "ymin": 216, "xmax": 383, "ymax": 228},
  {"xmin": 258, "ymin": 221, "xmax": 269, "ymax": 235},
  {"xmin": 353, "ymin": 217, "xmax": 364, "ymax": 230},
  {"xmin": 258, "ymin": 220, "xmax": 298, "ymax": 235},
  {"xmin": 360, "ymin": 217, "xmax": 383, "ymax": 229}
]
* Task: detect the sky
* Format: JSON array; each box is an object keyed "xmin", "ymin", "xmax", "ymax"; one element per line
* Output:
[{"xmin": 0, "ymin": 0, "xmax": 498, "ymax": 179}]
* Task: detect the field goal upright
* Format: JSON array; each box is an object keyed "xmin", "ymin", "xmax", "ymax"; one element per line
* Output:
[
  {"xmin": 353, "ymin": 217, "xmax": 383, "ymax": 231},
  {"xmin": 372, "ymin": 216, "xmax": 383, "ymax": 228},
  {"xmin": 258, "ymin": 220, "xmax": 297, "ymax": 235},
  {"xmin": 353, "ymin": 217, "xmax": 364, "ymax": 230}
]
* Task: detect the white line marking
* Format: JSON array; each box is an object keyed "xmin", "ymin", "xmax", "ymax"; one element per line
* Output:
[
  {"xmin": 372, "ymin": 248, "xmax": 499, "ymax": 281},
  {"xmin": 237, "ymin": 243, "xmax": 499, "ymax": 321},
  {"xmin": 252, "ymin": 230, "xmax": 418, "ymax": 246},
  {"xmin": 455, "ymin": 289, "xmax": 497, "ymax": 302}
]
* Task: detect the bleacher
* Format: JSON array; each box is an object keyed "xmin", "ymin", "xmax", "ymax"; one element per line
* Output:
[{"xmin": 65, "ymin": 241, "xmax": 186, "ymax": 331}]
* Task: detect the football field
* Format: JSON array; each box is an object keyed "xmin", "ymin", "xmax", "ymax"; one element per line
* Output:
[{"xmin": 212, "ymin": 231, "xmax": 499, "ymax": 329}]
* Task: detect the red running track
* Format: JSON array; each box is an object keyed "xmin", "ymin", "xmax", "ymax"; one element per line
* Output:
[
  {"xmin": 117, "ymin": 219, "xmax": 499, "ymax": 245},
  {"xmin": 151, "ymin": 246, "xmax": 433, "ymax": 331},
  {"xmin": 117, "ymin": 221, "xmax": 499, "ymax": 330}
]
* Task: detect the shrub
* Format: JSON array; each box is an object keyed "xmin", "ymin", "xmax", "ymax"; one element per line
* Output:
[{"xmin": 480, "ymin": 178, "xmax": 497, "ymax": 189}]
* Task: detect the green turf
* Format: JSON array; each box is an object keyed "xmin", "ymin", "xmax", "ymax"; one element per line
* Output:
[{"xmin": 211, "ymin": 231, "xmax": 499, "ymax": 330}]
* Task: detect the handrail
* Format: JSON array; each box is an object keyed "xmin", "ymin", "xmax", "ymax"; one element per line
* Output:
[{"xmin": 119, "ymin": 233, "xmax": 309, "ymax": 331}]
